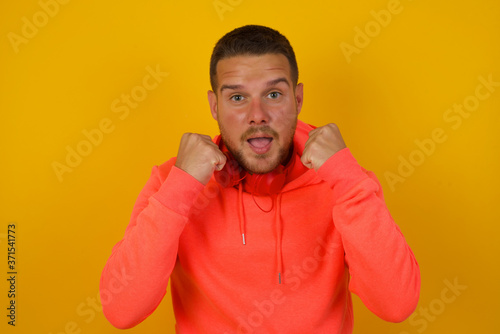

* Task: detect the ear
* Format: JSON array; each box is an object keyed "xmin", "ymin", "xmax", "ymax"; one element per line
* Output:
[
  {"xmin": 295, "ymin": 83, "xmax": 304, "ymax": 115},
  {"xmin": 208, "ymin": 90, "xmax": 218, "ymax": 120}
]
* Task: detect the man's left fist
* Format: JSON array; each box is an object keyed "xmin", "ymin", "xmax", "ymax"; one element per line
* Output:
[{"xmin": 301, "ymin": 123, "xmax": 347, "ymax": 171}]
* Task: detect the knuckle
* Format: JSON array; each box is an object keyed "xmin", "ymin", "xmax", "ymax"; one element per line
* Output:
[{"xmin": 327, "ymin": 123, "xmax": 338, "ymax": 131}]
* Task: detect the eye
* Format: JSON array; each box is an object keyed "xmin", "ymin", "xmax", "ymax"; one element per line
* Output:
[
  {"xmin": 268, "ymin": 91, "xmax": 281, "ymax": 99},
  {"xmin": 230, "ymin": 94, "xmax": 244, "ymax": 102}
]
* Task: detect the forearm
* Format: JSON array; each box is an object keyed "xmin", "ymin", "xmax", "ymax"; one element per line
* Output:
[
  {"xmin": 318, "ymin": 149, "xmax": 420, "ymax": 322},
  {"xmin": 100, "ymin": 165, "xmax": 204, "ymax": 328}
]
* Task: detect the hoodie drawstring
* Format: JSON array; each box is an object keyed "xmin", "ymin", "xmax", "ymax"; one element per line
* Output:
[
  {"xmin": 238, "ymin": 183, "xmax": 284, "ymax": 284},
  {"xmin": 238, "ymin": 182, "xmax": 246, "ymax": 245},
  {"xmin": 275, "ymin": 193, "xmax": 283, "ymax": 284}
]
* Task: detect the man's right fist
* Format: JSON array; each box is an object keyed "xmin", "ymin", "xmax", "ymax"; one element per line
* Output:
[{"xmin": 175, "ymin": 133, "xmax": 227, "ymax": 185}]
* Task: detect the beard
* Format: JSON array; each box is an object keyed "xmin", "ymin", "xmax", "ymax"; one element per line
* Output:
[{"xmin": 218, "ymin": 121, "xmax": 297, "ymax": 174}]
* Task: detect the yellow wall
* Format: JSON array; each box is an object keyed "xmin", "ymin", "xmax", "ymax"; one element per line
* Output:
[{"xmin": 1, "ymin": 0, "xmax": 499, "ymax": 333}]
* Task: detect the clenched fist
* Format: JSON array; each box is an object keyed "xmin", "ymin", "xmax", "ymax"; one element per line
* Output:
[
  {"xmin": 301, "ymin": 123, "xmax": 347, "ymax": 171},
  {"xmin": 175, "ymin": 133, "xmax": 227, "ymax": 185}
]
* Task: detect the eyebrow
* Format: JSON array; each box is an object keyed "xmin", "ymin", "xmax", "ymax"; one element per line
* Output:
[
  {"xmin": 219, "ymin": 77, "xmax": 290, "ymax": 94},
  {"xmin": 219, "ymin": 84, "xmax": 243, "ymax": 93},
  {"xmin": 266, "ymin": 77, "xmax": 290, "ymax": 88}
]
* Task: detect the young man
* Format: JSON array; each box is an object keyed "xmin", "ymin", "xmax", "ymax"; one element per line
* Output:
[{"xmin": 100, "ymin": 25, "xmax": 420, "ymax": 333}]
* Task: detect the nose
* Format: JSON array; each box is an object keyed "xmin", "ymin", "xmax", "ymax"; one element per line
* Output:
[{"xmin": 247, "ymin": 99, "xmax": 269, "ymax": 125}]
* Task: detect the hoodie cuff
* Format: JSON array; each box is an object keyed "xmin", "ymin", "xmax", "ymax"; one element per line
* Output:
[
  {"xmin": 317, "ymin": 148, "xmax": 368, "ymax": 199},
  {"xmin": 152, "ymin": 166, "xmax": 205, "ymax": 217}
]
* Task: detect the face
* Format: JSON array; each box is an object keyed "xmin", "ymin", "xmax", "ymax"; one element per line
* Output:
[{"xmin": 208, "ymin": 54, "xmax": 303, "ymax": 174}]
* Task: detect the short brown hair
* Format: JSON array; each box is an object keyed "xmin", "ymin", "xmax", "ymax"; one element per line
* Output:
[{"xmin": 209, "ymin": 25, "xmax": 299, "ymax": 92}]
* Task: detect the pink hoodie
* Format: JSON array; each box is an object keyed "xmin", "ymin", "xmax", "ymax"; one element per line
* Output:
[{"xmin": 100, "ymin": 120, "xmax": 420, "ymax": 333}]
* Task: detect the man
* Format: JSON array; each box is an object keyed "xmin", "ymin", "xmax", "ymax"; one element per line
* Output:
[{"xmin": 100, "ymin": 25, "xmax": 420, "ymax": 333}]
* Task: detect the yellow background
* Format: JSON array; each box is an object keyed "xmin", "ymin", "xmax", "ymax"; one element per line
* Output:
[{"xmin": 1, "ymin": 0, "xmax": 499, "ymax": 333}]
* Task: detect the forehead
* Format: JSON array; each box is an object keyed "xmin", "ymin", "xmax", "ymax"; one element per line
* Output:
[{"xmin": 216, "ymin": 54, "xmax": 292, "ymax": 91}]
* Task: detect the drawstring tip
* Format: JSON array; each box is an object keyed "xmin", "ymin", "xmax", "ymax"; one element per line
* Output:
[
  {"xmin": 242, "ymin": 233, "xmax": 246, "ymax": 245},
  {"xmin": 278, "ymin": 273, "xmax": 282, "ymax": 284}
]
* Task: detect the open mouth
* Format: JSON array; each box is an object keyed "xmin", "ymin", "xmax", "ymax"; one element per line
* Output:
[
  {"xmin": 247, "ymin": 136, "xmax": 273, "ymax": 154},
  {"xmin": 247, "ymin": 137, "xmax": 273, "ymax": 148}
]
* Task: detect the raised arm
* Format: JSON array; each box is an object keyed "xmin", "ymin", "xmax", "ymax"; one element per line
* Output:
[
  {"xmin": 302, "ymin": 123, "xmax": 420, "ymax": 321},
  {"xmin": 99, "ymin": 160, "xmax": 204, "ymax": 328},
  {"xmin": 100, "ymin": 132, "xmax": 227, "ymax": 328},
  {"xmin": 318, "ymin": 148, "xmax": 420, "ymax": 321}
]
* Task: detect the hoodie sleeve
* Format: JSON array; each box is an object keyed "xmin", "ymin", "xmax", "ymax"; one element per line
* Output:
[
  {"xmin": 99, "ymin": 158, "xmax": 204, "ymax": 329},
  {"xmin": 317, "ymin": 148, "xmax": 421, "ymax": 322}
]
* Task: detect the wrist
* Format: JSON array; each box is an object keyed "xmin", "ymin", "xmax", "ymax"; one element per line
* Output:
[
  {"xmin": 153, "ymin": 166, "xmax": 205, "ymax": 216},
  {"xmin": 317, "ymin": 148, "xmax": 367, "ymax": 198}
]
